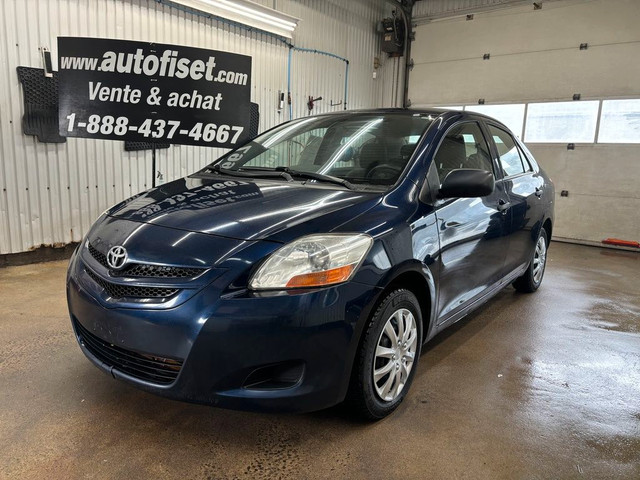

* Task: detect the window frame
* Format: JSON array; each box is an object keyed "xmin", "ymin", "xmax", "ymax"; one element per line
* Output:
[
  {"xmin": 464, "ymin": 103, "xmax": 526, "ymax": 139},
  {"xmin": 431, "ymin": 120, "xmax": 498, "ymax": 186},
  {"xmin": 523, "ymin": 100, "xmax": 600, "ymax": 144},
  {"xmin": 514, "ymin": 138, "xmax": 540, "ymax": 173},
  {"xmin": 484, "ymin": 121, "xmax": 531, "ymax": 179},
  {"xmin": 597, "ymin": 99, "xmax": 640, "ymax": 144},
  {"xmin": 440, "ymin": 97, "xmax": 639, "ymax": 147},
  {"xmin": 515, "ymin": 143, "xmax": 534, "ymax": 172}
]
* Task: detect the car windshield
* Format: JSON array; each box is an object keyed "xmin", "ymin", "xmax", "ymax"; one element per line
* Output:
[{"xmin": 202, "ymin": 112, "xmax": 436, "ymax": 189}]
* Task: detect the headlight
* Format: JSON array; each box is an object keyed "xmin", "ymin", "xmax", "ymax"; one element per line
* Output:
[{"xmin": 249, "ymin": 234, "xmax": 373, "ymax": 290}]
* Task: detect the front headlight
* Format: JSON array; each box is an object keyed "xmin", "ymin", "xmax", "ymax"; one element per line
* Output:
[{"xmin": 249, "ymin": 234, "xmax": 373, "ymax": 290}]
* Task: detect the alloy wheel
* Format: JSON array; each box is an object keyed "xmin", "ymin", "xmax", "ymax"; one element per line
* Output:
[
  {"xmin": 533, "ymin": 236, "xmax": 547, "ymax": 284},
  {"xmin": 372, "ymin": 308, "xmax": 418, "ymax": 402}
]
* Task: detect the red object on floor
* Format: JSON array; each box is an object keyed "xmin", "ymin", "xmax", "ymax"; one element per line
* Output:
[{"xmin": 602, "ymin": 238, "xmax": 640, "ymax": 248}]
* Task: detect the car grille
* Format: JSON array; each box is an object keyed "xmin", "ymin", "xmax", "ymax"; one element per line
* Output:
[
  {"xmin": 74, "ymin": 319, "xmax": 183, "ymax": 385},
  {"xmin": 88, "ymin": 242, "xmax": 109, "ymax": 266},
  {"xmin": 111, "ymin": 263, "xmax": 204, "ymax": 278},
  {"xmin": 86, "ymin": 269, "xmax": 179, "ymax": 299},
  {"xmin": 88, "ymin": 243, "xmax": 205, "ymax": 279}
]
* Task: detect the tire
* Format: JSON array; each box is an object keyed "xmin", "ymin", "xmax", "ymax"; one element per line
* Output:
[
  {"xmin": 346, "ymin": 289, "xmax": 423, "ymax": 420},
  {"xmin": 513, "ymin": 227, "xmax": 548, "ymax": 293}
]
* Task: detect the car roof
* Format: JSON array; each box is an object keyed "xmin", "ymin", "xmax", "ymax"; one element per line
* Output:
[
  {"xmin": 308, "ymin": 108, "xmax": 511, "ymax": 133},
  {"xmin": 311, "ymin": 107, "xmax": 496, "ymax": 120}
]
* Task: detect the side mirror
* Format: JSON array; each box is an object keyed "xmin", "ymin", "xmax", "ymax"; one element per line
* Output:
[{"xmin": 438, "ymin": 169, "xmax": 495, "ymax": 199}]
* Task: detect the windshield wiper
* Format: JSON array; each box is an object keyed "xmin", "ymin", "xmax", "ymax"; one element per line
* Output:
[
  {"xmin": 202, "ymin": 165, "xmax": 357, "ymax": 189},
  {"xmin": 274, "ymin": 167, "xmax": 356, "ymax": 190},
  {"xmin": 204, "ymin": 164, "xmax": 293, "ymax": 181}
]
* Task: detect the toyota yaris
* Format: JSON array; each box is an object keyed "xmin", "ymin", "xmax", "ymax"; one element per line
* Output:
[{"xmin": 67, "ymin": 109, "xmax": 554, "ymax": 419}]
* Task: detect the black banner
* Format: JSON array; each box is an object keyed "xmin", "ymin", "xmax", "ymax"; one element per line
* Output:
[{"xmin": 57, "ymin": 37, "xmax": 252, "ymax": 148}]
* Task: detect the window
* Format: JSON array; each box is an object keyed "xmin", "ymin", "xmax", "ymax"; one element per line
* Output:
[
  {"xmin": 433, "ymin": 122, "xmax": 493, "ymax": 182},
  {"xmin": 597, "ymin": 99, "xmax": 640, "ymax": 144},
  {"xmin": 210, "ymin": 113, "xmax": 435, "ymax": 188},
  {"xmin": 464, "ymin": 104, "xmax": 526, "ymax": 138},
  {"xmin": 488, "ymin": 125, "xmax": 526, "ymax": 177},
  {"xmin": 246, "ymin": 127, "xmax": 328, "ymax": 169},
  {"xmin": 517, "ymin": 142, "xmax": 538, "ymax": 172},
  {"xmin": 517, "ymin": 145, "xmax": 533, "ymax": 172},
  {"xmin": 524, "ymin": 101, "xmax": 599, "ymax": 143}
]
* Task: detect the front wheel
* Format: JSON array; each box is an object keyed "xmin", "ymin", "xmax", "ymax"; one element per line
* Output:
[
  {"xmin": 346, "ymin": 289, "xmax": 423, "ymax": 420},
  {"xmin": 513, "ymin": 227, "xmax": 548, "ymax": 293}
]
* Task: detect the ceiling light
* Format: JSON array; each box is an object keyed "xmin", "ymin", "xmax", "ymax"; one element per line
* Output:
[{"xmin": 171, "ymin": 0, "xmax": 300, "ymax": 38}]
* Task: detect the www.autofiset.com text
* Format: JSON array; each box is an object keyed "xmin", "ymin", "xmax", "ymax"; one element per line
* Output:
[{"xmin": 60, "ymin": 48, "xmax": 248, "ymax": 85}]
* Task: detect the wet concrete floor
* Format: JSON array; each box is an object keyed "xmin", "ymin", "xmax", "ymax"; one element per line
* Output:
[{"xmin": 1, "ymin": 242, "xmax": 639, "ymax": 479}]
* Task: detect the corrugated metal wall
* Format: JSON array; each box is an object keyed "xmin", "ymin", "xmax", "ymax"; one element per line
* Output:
[{"xmin": 0, "ymin": 0, "xmax": 403, "ymax": 255}]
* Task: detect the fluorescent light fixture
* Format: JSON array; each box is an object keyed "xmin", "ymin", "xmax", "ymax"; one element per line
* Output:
[{"xmin": 171, "ymin": 0, "xmax": 300, "ymax": 38}]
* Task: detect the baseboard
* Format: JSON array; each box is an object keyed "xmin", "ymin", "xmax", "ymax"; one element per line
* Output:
[
  {"xmin": 0, "ymin": 243, "xmax": 79, "ymax": 268},
  {"xmin": 551, "ymin": 236, "xmax": 640, "ymax": 253}
]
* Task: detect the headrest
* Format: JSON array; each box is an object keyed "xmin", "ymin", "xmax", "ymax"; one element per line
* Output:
[
  {"xmin": 438, "ymin": 136, "xmax": 467, "ymax": 161},
  {"xmin": 359, "ymin": 141, "xmax": 385, "ymax": 168},
  {"xmin": 400, "ymin": 143, "xmax": 417, "ymax": 158},
  {"xmin": 299, "ymin": 135, "xmax": 322, "ymax": 165}
]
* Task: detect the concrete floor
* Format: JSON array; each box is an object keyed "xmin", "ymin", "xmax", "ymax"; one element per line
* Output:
[{"xmin": 1, "ymin": 242, "xmax": 639, "ymax": 479}]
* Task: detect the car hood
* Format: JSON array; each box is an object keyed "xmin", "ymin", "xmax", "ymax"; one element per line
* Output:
[{"xmin": 107, "ymin": 175, "xmax": 381, "ymax": 243}]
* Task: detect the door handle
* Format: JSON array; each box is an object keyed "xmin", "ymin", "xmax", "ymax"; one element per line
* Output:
[
  {"xmin": 497, "ymin": 199, "xmax": 511, "ymax": 213},
  {"xmin": 535, "ymin": 187, "xmax": 543, "ymax": 198}
]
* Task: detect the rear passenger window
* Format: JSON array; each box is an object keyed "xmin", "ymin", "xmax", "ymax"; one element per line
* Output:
[
  {"xmin": 488, "ymin": 125, "xmax": 526, "ymax": 177},
  {"xmin": 433, "ymin": 122, "xmax": 493, "ymax": 182},
  {"xmin": 518, "ymin": 142, "xmax": 538, "ymax": 172},
  {"xmin": 517, "ymin": 145, "xmax": 533, "ymax": 172}
]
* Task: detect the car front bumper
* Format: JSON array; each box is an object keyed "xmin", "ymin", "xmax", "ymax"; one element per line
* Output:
[{"xmin": 67, "ymin": 251, "xmax": 380, "ymax": 413}]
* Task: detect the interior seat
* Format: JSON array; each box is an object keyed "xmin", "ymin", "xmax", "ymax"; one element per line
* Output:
[
  {"xmin": 399, "ymin": 143, "xmax": 417, "ymax": 160},
  {"xmin": 466, "ymin": 142, "xmax": 492, "ymax": 171},
  {"xmin": 298, "ymin": 135, "xmax": 323, "ymax": 166},
  {"xmin": 358, "ymin": 140, "xmax": 386, "ymax": 171},
  {"xmin": 434, "ymin": 136, "xmax": 467, "ymax": 180}
]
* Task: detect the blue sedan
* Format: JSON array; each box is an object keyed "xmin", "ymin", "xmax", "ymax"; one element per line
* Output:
[{"xmin": 67, "ymin": 109, "xmax": 554, "ymax": 419}]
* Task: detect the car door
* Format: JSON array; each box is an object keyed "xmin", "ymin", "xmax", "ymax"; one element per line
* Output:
[
  {"xmin": 431, "ymin": 121, "xmax": 511, "ymax": 324},
  {"xmin": 484, "ymin": 123, "xmax": 545, "ymax": 275}
]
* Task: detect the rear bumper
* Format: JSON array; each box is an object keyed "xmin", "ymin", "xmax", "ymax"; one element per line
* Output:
[{"xmin": 67, "ymin": 252, "xmax": 380, "ymax": 413}]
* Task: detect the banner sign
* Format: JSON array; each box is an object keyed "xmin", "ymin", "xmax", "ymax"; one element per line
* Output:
[{"xmin": 57, "ymin": 37, "xmax": 252, "ymax": 148}]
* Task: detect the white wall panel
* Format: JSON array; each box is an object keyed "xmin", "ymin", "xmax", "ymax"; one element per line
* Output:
[
  {"xmin": 408, "ymin": 0, "xmax": 640, "ymax": 245},
  {"xmin": 410, "ymin": 0, "xmax": 640, "ymax": 105},
  {"xmin": 413, "ymin": 0, "xmax": 540, "ymax": 19},
  {"xmin": 410, "ymin": 42, "xmax": 640, "ymax": 106},
  {"xmin": 528, "ymin": 144, "xmax": 640, "ymax": 244},
  {"xmin": 0, "ymin": 0, "xmax": 400, "ymax": 254}
]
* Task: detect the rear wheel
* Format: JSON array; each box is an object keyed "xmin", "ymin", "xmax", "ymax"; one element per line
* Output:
[
  {"xmin": 346, "ymin": 289, "xmax": 422, "ymax": 420},
  {"xmin": 513, "ymin": 227, "xmax": 548, "ymax": 293}
]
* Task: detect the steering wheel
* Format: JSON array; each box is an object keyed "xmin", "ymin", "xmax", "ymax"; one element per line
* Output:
[{"xmin": 366, "ymin": 164, "xmax": 403, "ymax": 182}]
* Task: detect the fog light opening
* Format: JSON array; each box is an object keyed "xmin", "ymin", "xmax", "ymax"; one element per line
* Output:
[{"xmin": 242, "ymin": 361, "xmax": 305, "ymax": 390}]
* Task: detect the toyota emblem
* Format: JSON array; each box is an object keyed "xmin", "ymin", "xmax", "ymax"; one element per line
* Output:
[{"xmin": 106, "ymin": 246, "xmax": 128, "ymax": 270}]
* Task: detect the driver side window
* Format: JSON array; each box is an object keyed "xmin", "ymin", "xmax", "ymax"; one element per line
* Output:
[{"xmin": 433, "ymin": 122, "xmax": 494, "ymax": 183}]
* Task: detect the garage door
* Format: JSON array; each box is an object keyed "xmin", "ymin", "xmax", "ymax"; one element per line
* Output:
[{"xmin": 409, "ymin": 0, "xmax": 640, "ymax": 246}]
